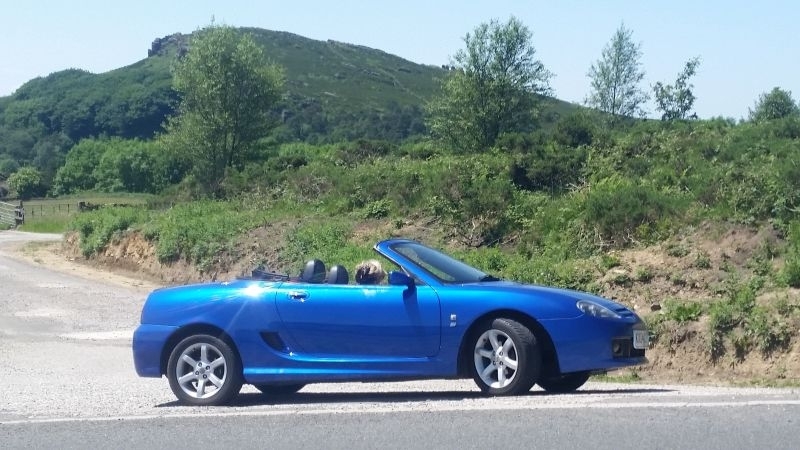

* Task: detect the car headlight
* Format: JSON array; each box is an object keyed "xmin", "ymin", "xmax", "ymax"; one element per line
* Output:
[{"xmin": 577, "ymin": 300, "xmax": 621, "ymax": 319}]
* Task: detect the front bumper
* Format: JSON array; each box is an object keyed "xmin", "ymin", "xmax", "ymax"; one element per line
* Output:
[
  {"xmin": 132, "ymin": 324, "xmax": 178, "ymax": 377},
  {"xmin": 542, "ymin": 316, "xmax": 649, "ymax": 373}
]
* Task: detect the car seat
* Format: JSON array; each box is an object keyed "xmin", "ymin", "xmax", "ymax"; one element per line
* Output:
[
  {"xmin": 326, "ymin": 265, "xmax": 349, "ymax": 284},
  {"xmin": 300, "ymin": 259, "xmax": 326, "ymax": 283}
]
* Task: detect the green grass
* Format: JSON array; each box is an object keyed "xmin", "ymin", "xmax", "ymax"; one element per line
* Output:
[
  {"xmin": 18, "ymin": 217, "xmax": 71, "ymax": 233},
  {"xmin": 18, "ymin": 193, "xmax": 155, "ymax": 224}
]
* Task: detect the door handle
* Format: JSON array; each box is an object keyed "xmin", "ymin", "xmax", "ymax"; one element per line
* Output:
[{"xmin": 288, "ymin": 291, "xmax": 308, "ymax": 302}]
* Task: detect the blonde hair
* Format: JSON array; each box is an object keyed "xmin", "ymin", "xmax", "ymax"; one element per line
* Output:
[{"xmin": 355, "ymin": 259, "xmax": 386, "ymax": 285}]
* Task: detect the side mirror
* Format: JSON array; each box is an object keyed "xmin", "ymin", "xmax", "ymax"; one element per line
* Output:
[{"xmin": 388, "ymin": 271, "xmax": 415, "ymax": 289}]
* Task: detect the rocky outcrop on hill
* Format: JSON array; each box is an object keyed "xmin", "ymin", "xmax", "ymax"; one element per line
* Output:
[{"xmin": 148, "ymin": 33, "xmax": 189, "ymax": 58}]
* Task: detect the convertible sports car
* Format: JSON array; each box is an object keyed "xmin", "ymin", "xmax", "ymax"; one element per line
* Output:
[{"xmin": 133, "ymin": 238, "xmax": 648, "ymax": 406}]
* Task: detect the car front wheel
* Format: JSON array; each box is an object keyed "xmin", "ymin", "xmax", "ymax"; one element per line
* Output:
[
  {"xmin": 167, "ymin": 334, "xmax": 243, "ymax": 406},
  {"xmin": 472, "ymin": 318, "xmax": 541, "ymax": 395}
]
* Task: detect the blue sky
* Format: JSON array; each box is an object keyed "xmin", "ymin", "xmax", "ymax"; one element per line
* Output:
[{"xmin": 3, "ymin": 0, "xmax": 797, "ymax": 119}]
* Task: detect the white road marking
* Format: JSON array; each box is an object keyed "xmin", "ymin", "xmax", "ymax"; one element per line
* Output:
[
  {"xmin": 3, "ymin": 398, "xmax": 800, "ymax": 426},
  {"xmin": 13, "ymin": 308, "xmax": 66, "ymax": 318},
  {"xmin": 58, "ymin": 330, "xmax": 133, "ymax": 340}
]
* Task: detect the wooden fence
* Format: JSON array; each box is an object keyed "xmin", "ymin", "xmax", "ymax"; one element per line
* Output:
[
  {"xmin": 23, "ymin": 202, "xmax": 77, "ymax": 219},
  {"xmin": 0, "ymin": 199, "xmax": 173, "ymax": 226},
  {"xmin": 0, "ymin": 201, "xmax": 23, "ymax": 227}
]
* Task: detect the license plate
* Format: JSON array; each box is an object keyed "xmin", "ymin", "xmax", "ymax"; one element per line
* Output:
[{"xmin": 633, "ymin": 330, "xmax": 649, "ymax": 349}]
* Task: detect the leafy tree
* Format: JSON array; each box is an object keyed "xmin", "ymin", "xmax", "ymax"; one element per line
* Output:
[
  {"xmin": 749, "ymin": 87, "xmax": 799, "ymax": 122},
  {"xmin": 653, "ymin": 57, "xmax": 701, "ymax": 121},
  {"xmin": 0, "ymin": 157, "xmax": 20, "ymax": 180},
  {"xmin": 52, "ymin": 139, "xmax": 107, "ymax": 195},
  {"xmin": 94, "ymin": 140, "xmax": 166, "ymax": 193},
  {"xmin": 426, "ymin": 16, "xmax": 552, "ymax": 153},
  {"xmin": 553, "ymin": 111, "xmax": 599, "ymax": 147},
  {"xmin": 587, "ymin": 24, "xmax": 648, "ymax": 120},
  {"xmin": 8, "ymin": 166, "xmax": 44, "ymax": 199},
  {"xmin": 163, "ymin": 24, "xmax": 284, "ymax": 196}
]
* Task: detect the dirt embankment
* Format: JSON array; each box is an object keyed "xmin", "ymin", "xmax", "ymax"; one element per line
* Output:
[{"xmin": 16, "ymin": 222, "xmax": 800, "ymax": 386}]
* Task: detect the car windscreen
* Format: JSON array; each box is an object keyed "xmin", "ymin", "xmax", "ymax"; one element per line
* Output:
[{"xmin": 390, "ymin": 242, "xmax": 490, "ymax": 284}]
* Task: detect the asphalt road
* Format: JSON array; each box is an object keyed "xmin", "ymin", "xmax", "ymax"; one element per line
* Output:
[{"xmin": 1, "ymin": 230, "xmax": 799, "ymax": 449}]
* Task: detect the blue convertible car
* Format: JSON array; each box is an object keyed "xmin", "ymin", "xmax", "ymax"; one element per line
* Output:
[{"xmin": 133, "ymin": 238, "xmax": 648, "ymax": 405}]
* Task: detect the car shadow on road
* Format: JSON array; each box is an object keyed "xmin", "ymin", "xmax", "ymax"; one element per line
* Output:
[{"xmin": 155, "ymin": 386, "xmax": 674, "ymax": 408}]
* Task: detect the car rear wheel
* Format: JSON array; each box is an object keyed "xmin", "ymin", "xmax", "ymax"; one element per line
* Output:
[
  {"xmin": 537, "ymin": 371, "xmax": 591, "ymax": 393},
  {"xmin": 167, "ymin": 334, "xmax": 243, "ymax": 406},
  {"xmin": 471, "ymin": 318, "xmax": 540, "ymax": 395},
  {"xmin": 254, "ymin": 383, "xmax": 306, "ymax": 396}
]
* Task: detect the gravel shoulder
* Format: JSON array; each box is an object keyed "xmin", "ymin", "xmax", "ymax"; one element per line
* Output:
[{"xmin": 0, "ymin": 231, "xmax": 160, "ymax": 292}]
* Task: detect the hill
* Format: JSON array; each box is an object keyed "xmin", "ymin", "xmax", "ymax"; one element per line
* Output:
[{"xmin": 0, "ymin": 27, "xmax": 578, "ymax": 179}]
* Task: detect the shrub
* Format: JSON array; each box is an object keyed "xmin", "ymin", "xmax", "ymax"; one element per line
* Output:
[
  {"xmin": 781, "ymin": 255, "xmax": 800, "ymax": 288},
  {"xmin": 362, "ymin": 199, "xmax": 392, "ymax": 219},
  {"xmin": 665, "ymin": 242, "xmax": 690, "ymax": 257},
  {"xmin": 663, "ymin": 299, "xmax": 703, "ymax": 323},
  {"xmin": 781, "ymin": 221, "xmax": 800, "ymax": 287},
  {"xmin": 70, "ymin": 206, "xmax": 148, "ymax": 256},
  {"xmin": 423, "ymin": 155, "xmax": 516, "ymax": 247},
  {"xmin": 694, "ymin": 251, "xmax": 711, "ymax": 269},
  {"xmin": 583, "ymin": 176, "xmax": 683, "ymax": 247},
  {"xmin": 598, "ymin": 253, "xmax": 621, "ymax": 271},
  {"xmin": 553, "ymin": 111, "xmax": 598, "ymax": 148},
  {"xmin": 509, "ymin": 143, "xmax": 587, "ymax": 194},
  {"xmin": 745, "ymin": 306, "xmax": 792, "ymax": 356},
  {"xmin": 8, "ymin": 167, "xmax": 44, "ymax": 199},
  {"xmin": 282, "ymin": 221, "xmax": 375, "ymax": 274},
  {"xmin": 143, "ymin": 200, "xmax": 267, "ymax": 270},
  {"xmin": 334, "ymin": 139, "xmax": 396, "ymax": 167},
  {"xmin": 634, "ymin": 267, "xmax": 654, "ymax": 282}
]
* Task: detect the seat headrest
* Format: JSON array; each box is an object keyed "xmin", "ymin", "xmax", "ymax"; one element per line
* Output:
[
  {"xmin": 326, "ymin": 265, "xmax": 349, "ymax": 284},
  {"xmin": 300, "ymin": 259, "xmax": 326, "ymax": 283}
]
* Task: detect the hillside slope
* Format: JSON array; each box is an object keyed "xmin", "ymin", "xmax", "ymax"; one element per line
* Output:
[{"xmin": 0, "ymin": 27, "xmax": 579, "ymax": 168}]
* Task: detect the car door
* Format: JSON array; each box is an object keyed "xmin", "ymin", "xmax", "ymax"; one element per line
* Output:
[{"xmin": 274, "ymin": 283, "xmax": 441, "ymax": 358}]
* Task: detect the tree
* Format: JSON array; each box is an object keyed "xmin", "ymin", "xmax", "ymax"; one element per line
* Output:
[
  {"xmin": 8, "ymin": 167, "xmax": 43, "ymax": 199},
  {"xmin": 426, "ymin": 17, "xmax": 552, "ymax": 153},
  {"xmin": 587, "ymin": 24, "xmax": 648, "ymax": 120},
  {"xmin": 748, "ymin": 87, "xmax": 799, "ymax": 122},
  {"xmin": 0, "ymin": 158, "xmax": 20, "ymax": 180},
  {"xmin": 52, "ymin": 139, "xmax": 107, "ymax": 195},
  {"xmin": 163, "ymin": 25, "xmax": 284, "ymax": 196},
  {"xmin": 653, "ymin": 57, "xmax": 701, "ymax": 121}
]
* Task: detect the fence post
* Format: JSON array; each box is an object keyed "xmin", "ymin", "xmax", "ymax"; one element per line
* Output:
[{"xmin": 15, "ymin": 201, "xmax": 24, "ymax": 226}]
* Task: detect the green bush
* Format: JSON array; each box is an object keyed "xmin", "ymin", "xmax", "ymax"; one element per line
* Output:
[
  {"xmin": 143, "ymin": 200, "xmax": 268, "ymax": 270},
  {"xmin": 282, "ymin": 221, "xmax": 374, "ymax": 274},
  {"xmin": 745, "ymin": 306, "xmax": 792, "ymax": 355},
  {"xmin": 70, "ymin": 206, "xmax": 149, "ymax": 256},
  {"xmin": 782, "ymin": 255, "xmax": 800, "ymax": 288},
  {"xmin": 421, "ymin": 155, "xmax": 516, "ymax": 247},
  {"xmin": 634, "ymin": 267, "xmax": 654, "ymax": 282},
  {"xmin": 8, "ymin": 167, "xmax": 44, "ymax": 199},
  {"xmin": 664, "ymin": 299, "xmax": 703, "ymax": 323},
  {"xmin": 583, "ymin": 176, "xmax": 683, "ymax": 247},
  {"xmin": 694, "ymin": 251, "xmax": 711, "ymax": 269},
  {"xmin": 782, "ymin": 221, "xmax": 800, "ymax": 287},
  {"xmin": 507, "ymin": 138, "xmax": 587, "ymax": 194}
]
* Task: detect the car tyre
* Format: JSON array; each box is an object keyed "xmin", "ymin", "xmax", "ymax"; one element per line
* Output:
[
  {"xmin": 471, "ymin": 318, "xmax": 540, "ymax": 395},
  {"xmin": 537, "ymin": 371, "xmax": 591, "ymax": 393},
  {"xmin": 254, "ymin": 383, "xmax": 306, "ymax": 396},
  {"xmin": 167, "ymin": 334, "xmax": 243, "ymax": 406}
]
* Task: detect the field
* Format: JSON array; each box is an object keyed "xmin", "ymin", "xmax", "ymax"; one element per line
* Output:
[{"xmin": 16, "ymin": 194, "xmax": 156, "ymax": 233}]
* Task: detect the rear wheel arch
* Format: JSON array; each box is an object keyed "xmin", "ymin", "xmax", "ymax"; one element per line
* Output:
[
  {"xmin": 457, "ymin": 310, "xmax": 559, "ymax": 379},
  {"xmin": 160, "ymin": 324, "xmax": 241, "ymax": 376}
]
